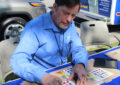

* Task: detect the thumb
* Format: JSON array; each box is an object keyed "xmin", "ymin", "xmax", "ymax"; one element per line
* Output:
[{"xmin": 68, "ymin": 72, "xmax": 74, "ymax": 81}]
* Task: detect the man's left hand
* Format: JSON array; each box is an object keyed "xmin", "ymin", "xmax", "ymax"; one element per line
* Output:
[{"xmin": 68, "ymin": 63, "xmax": 87, "ymax": 85}]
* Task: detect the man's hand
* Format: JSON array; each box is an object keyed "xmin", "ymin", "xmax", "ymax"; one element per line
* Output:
[
  {"xmin": 41, "ymin": 74, "xmax": 62, "ymax": 85},
  {"xmin": 69, "ymin": 64, "xmax": 87, "ymax": 85}
]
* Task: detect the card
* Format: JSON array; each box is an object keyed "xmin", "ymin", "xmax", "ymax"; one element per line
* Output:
[
  {"xmin": 87, "ymin": 68, "xmax": 113, "ymax": 81},
  {"xmin": 63, "ymin": 67, "xmax": 72, "ymax": 76},
  {"xmin": 62, "ymin": 80, "xmax": 75, "ymax": 85},
  {"xmin": 55, "ymin": 70, "xmax": 69, "ymax": 79},
  {"xmin": 55, "ymin": 67, "xmax": 72, "ymax": 79}
]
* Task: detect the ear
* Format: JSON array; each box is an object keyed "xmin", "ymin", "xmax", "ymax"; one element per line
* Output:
[{"xmin": 52, "ymin": 3, "xmax": 57, "ymax": 12}]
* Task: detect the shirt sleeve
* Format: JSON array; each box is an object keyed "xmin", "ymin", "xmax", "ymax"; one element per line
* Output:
[
  {"xmin": 10, "ymin": 23, "xmax": 47, "ymax": 84},
  {"xmin": 70, "ymin": 23, "xmax": 88, "ymax": 67}
]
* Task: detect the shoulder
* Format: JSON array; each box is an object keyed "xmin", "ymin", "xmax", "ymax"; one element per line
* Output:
[
  {"xmin": 21, "ymin": 13, "xmax": 51, "ymax": 38},
  {"xmin": 25, "ymin": 12, "xmax": 50, "ymax": 30}
]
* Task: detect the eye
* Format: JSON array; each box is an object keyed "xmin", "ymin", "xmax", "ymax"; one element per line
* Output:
[
  {"xmin": 64, "ymin": 12, "xmax": 69, "ymax": 15},
  {"xmin": 72, "ymin": 14, "xmax": 76, "ymax": 18},
  {"xmin": 63, "ymin": 10, "xmax": 69, "ymax": 15}
]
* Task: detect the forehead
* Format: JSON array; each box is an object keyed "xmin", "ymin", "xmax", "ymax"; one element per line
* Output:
[{"xmin": 58, "ymin": 5, "xmax": 79, "ymax": 13}]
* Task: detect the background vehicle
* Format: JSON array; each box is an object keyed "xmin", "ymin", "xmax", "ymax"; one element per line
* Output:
[
  {"xmin": 0, "ymin": 0, "xmax": 46, "ymax": 40},
  {"xmin": 74, "ymin": 0, "xmax": 120, "ymax": 29}
]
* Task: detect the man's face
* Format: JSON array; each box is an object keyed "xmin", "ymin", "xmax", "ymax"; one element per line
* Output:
[{"xmin": 52, "ymin": 3, "xmax": 79, "ymax": 29}]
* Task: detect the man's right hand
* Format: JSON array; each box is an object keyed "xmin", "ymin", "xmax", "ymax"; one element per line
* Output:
[{"xmin": 41, "ymin": 74, "xmax": 62, "ymax": 85}]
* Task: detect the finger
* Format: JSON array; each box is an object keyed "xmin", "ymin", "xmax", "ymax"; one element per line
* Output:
[
  {"xmin": 78, "ymin": 74, "xmax": 86, "ymax": 79},
  {"xmin": 50, "ymin": 80, "xmax": 59, "ymax": 85},
  {"xmin": 80, "ymin": 78, "xmax": 84, "ymax": 85},
  {"xmin": 80, "ymin": 75, "xmax": 87, "ymax": 85},
  {"xmin": 54, "ymin": 81, "xmax": 60, "ymax": 85},
  {"xmin": 82, "ymin": 74, "xmax": 87, "ymax": 85},
  {"xmin": 68, "ymin": 72, "xmax": 74, "ymax": 80},
  {"xmin": 56, "ymin": 79, "xmax": 62, "ymax": 85},
  {"xmin": 55, "ymin": 77, "xmax": 62, "ymax": 85},
  {"xmin": 77, "ymin": 75, "xmax": 85, "ymax": 85},
  {"xmin": 76, "ymin": 79, "xmax": 81, "ymax": 85},
  {"xmin": 83, "ymin": 77, "xmax": 87, "ymax": 85}
]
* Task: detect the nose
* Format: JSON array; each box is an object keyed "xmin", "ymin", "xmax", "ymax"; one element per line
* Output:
[{"xmin": 66, "ymin": 15, "xmax": 73, "ymax": 23}]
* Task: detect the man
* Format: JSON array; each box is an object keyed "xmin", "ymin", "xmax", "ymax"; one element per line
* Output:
[{"xmin": 10, "ymin": 0, "xmax": 88, "ymax": 85}]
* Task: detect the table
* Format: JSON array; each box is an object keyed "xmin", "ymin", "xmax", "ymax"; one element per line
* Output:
[
  {"xmin": 88, "ymin": 46, "xmax": 120, "ymax": 70},
  {"xmin": 1, "ymin": 46, "xmax": 120, "ymax": 85}
]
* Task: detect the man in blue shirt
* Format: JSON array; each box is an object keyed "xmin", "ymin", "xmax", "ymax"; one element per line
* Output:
[{"xmin": 10, "ymin": 0, "xmax": 88, "ymax": 85}]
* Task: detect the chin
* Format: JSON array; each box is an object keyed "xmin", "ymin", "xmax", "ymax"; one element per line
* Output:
[
  {"xmin": 60, "ymin": 25, "xmax": 68, "ymax": 29},
  {"xmin": 61, "ymin": 27, "xmax": 67, "ymax": 29}
]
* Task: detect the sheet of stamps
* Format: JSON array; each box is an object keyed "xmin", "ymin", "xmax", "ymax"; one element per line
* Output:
[
  {"xmin": 88, "ymin": 68, "xmax": 113, "ymax": 81},
  {"xmin": 50, "ymin": 65, "xmax": 113, "ymax": 85}
]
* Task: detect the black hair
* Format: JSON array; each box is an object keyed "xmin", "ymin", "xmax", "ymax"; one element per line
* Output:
[{"xmin": 55, "ymin": 0, "xmax": 80, "ymax": 8}]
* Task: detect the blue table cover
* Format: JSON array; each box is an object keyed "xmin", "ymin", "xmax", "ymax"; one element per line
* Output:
[{"xmin": 1, "ymin": 46, "xmax": 120, "ymax": 85}]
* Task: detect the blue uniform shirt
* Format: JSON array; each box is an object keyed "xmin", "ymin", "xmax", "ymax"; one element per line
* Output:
[{"xmin": 10, "ymin": 12, "xmax": 88, "ymax": 84}]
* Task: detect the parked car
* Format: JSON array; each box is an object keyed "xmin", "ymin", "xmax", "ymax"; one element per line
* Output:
[{"xmin": 0, "ymin": 0, "xmax": 46, "ymax": 40}]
